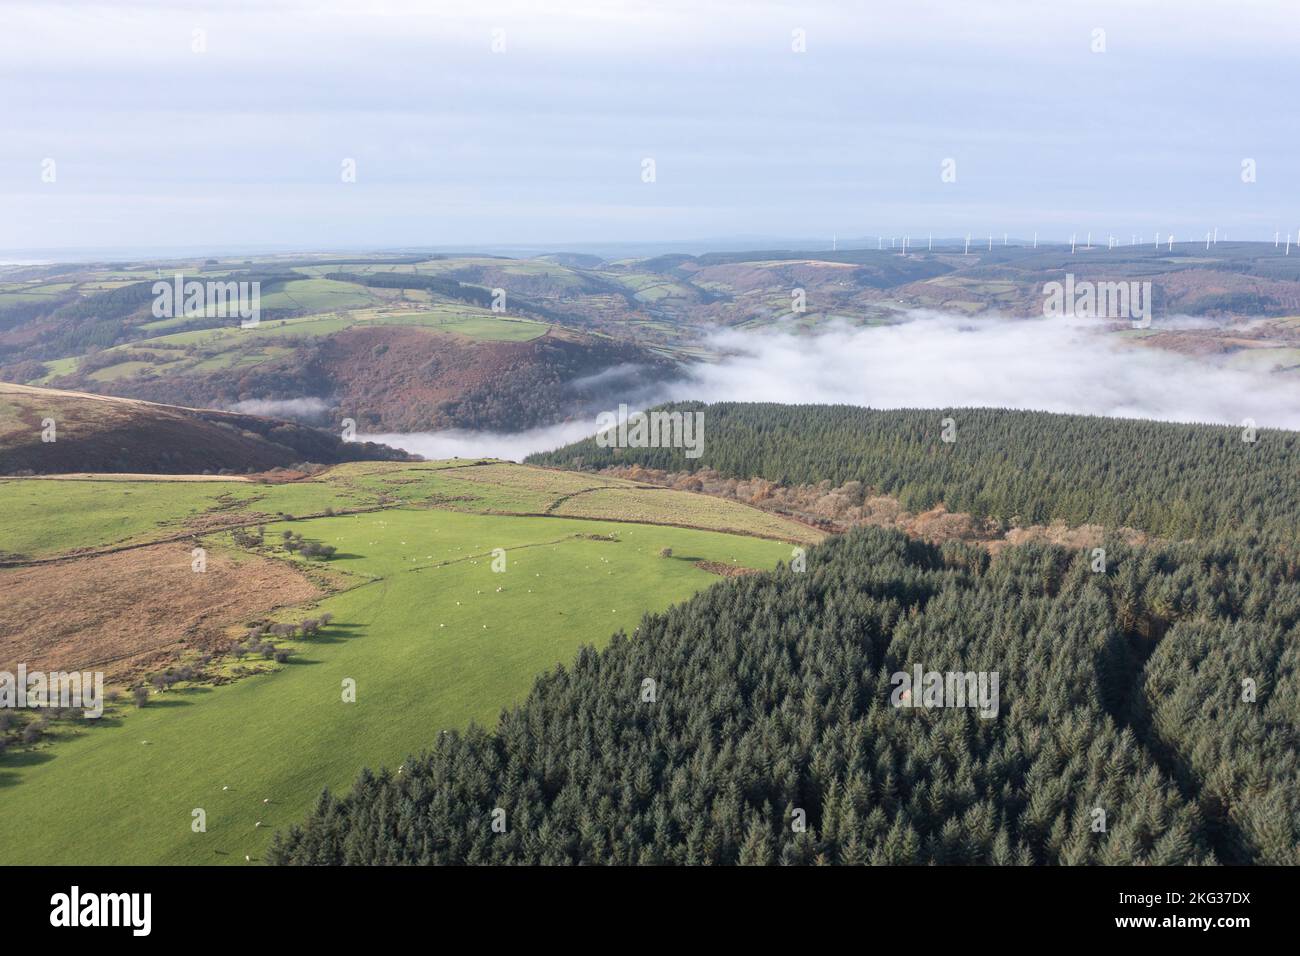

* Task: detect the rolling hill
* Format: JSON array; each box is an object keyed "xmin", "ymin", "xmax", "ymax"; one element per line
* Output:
[
  {"xmin": 269, "ymin": 404, "xmax": 1300, "ymax": 867},
  {"xmin": 0, "ymin": 382, "xmax": 412, "ymax": 475},
  {"xmin": 0, "ymin": 459, "xmax": 815, "ymax": 864}
]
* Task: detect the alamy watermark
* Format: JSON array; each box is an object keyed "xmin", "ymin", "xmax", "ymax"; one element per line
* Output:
[
  {"xmin": 0, "ymin": 665, "xmax": 104, "ymax": 718},
  {"xmin": 595, "ymin": 404, "xmax": 704, "ymax": 459},
  {"xmin": 890, "ymin": 664, "xmax": 999, "ymax": 719},
  {"xmin": 1043, "ymin": 273, "xmax": 1151, "ymax": 328},
  {"xmin": 49, "ymin": 886, "xmax": 150, "ymax": 936},
  {"xmin": 152, "ymin": 273, "xmax": 261, "ymax": 328}
]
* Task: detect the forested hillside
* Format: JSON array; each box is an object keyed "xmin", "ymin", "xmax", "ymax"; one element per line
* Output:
[
  {"xmin": 271, "ymin": 527, "xmax": 1299, "ymax": 865},
  {"xmin": 529, "ymin": 403, "xmax": 1300, "ymax": 546}
]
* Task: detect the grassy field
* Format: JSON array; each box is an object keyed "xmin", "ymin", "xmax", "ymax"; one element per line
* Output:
[
  {"xmin": 0, "ymin": 461, "xmax": 809, "ymax": 864},
  {"xmin": 257, "ymin": 278, "xmax": 378, "ymax": 312},
  {"xmin": 0, "ymin": 479, "xmax": 261, "ymax": 559},
  {"xmin": 26, "ymin": 304, "xmax": 552, "ymax": 387},
  {"xmin": 551, "ymin": 485, "xmax": 823, "ymax": 542}
]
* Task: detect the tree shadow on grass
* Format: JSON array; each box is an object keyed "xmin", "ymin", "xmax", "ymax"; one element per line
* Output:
[
  {"xmin": 0, "ymin": 747, "xmax": 55, "ymax": 788},
  {"xmin": 300, "ymin": 623, "xmax": 363, "ymax": 647}
]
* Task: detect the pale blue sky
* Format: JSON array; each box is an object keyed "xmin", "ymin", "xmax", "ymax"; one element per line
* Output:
[{"xmin": 2, "ymin": 0, "xmax": 1297, "ymax": 254}]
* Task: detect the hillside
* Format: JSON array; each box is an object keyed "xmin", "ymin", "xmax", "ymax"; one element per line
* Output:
[
  {"xmin": 5, "ymin": 247, "xmax": 1299, "ymax": 435},
  {"xmin": 0, "ymin": 257, "xmax": 684, "ymax": 432},
  {"xmin": 0, "ymin": 382, "xmax": 412, "ymax": 475},
  {"xmin": 269, "ymin": 525, "xmax": 1300, "ymax": 865},
  {"xmin": 529, "ymin": 402, "xmax": 1300, "ymax": 546},
  {"xmin": 0, "ymin": 459, "xmax": 815, "ymax": 863},
  {"xmin": 81, "ymin": 325, "xmax": 677, "ymax": 433},
  {"xmin": 264, "ymin": 404, "xmax": 1300, "ymax": 866}
]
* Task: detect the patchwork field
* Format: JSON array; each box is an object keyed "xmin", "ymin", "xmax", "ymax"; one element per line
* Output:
[{"xmin": 0, "ymin": 460, "xmax": 810, "ymax": 864}]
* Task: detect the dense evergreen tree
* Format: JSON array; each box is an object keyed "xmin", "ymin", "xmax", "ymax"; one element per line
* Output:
[
  {"xmin": 271, "ymin": 528, "xmax": 1300, "ymax": 865},
  {"xmin": 528, "ymin": 403, "xmax": 1300, "ymax": 547}
]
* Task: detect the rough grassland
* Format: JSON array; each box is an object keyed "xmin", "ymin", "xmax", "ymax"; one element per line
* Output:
[
  {"xmin": 0, "ymin": 512, "xmax": 791, "ymax": 864},
  {"xmin": 552, "ymin": 486, "xmax": 824, "ymax": 544},
  {"xmin": 0, "ymin": 462, "xmax": 802, "ymax": 864}
]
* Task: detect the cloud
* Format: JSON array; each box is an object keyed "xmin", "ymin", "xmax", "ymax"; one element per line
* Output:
[
  {"xmin": 227, "ymin": 397, "xmax": 331, "ymax": 419},
  {"xmin": 367, "ymin": 313, "xmax": 1300, "ymax": 461},
  {"xmin": 360, "ymin": 419, "xmax": 601, "ymax": 462},
  {"xmin": 681, "ymin": 314, "xmax": 1300, "ymax": 428},
  {"xmin": 5, "ymin": 1, "xmax": 1297, "ymax": 250}
]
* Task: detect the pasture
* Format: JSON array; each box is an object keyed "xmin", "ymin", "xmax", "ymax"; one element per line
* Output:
[{"xmin": 0, "ymin": 461, "xmax": 807, "ymax": 864}]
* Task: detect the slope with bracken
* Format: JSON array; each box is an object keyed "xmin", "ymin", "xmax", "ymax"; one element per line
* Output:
[{"xmin": 0, "ymin": 382, "xmax": 412, "ymax": 475}]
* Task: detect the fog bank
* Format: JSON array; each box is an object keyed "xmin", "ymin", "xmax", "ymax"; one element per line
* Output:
[{"xmin": 370, "ymin": 313, "xmax": 1300, "ymax": 460}]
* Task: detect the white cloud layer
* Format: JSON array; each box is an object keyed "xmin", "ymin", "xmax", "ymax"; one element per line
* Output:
[{"xmin": 368, "ymin": 313, "xmax": 1300, "ymax": 460}]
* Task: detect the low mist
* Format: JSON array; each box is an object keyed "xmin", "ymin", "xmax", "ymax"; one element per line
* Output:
[
  {"xmin": 365, "ymin": 313, "xmax": 1300, "ymax": 460},
  {"xmin": 228, "ymin": 397, "xmax": 331, "ymax": 419},
  {"xmin": 361, "ymin": 420, "xmax": 604, "ymax": 463}
]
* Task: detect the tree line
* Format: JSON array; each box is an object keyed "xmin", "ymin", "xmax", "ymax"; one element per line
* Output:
[
  {"xmin": 270, "ymin": 526, "xmax": 1299, "ymax": 865},
  {"xmin": 528, "ymin": 403, "xmax": 1300, "ymax": 547}
]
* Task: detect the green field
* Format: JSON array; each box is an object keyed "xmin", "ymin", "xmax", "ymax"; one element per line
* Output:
[
  {"xmin": 257, "ymin": 278, "xmax": 378, "ymax": 312},
  {"xmin": 0, "ymin": 462, "xmax": 806, "ymax": 864},
  {"xmin": 0, "ymin": 479, "xmax": 263, "ymax": 559}
]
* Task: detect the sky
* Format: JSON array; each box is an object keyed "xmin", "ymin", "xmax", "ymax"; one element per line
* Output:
[{"xmin": 2, "ymin": 0, "xmax": 1297, "ymax": 255}]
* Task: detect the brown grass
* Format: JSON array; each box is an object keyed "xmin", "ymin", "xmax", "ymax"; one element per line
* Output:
[{"xmin": 0, "ymin": 542, "xmax": 323, "ymax": 681}]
